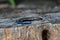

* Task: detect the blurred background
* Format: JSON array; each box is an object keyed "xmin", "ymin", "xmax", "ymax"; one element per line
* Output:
[{"xmin": 0, "ymin": 0, "xmax": 60, "ymax": 8}]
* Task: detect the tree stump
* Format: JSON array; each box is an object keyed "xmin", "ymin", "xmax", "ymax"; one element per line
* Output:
[{"xmin": 2, "ymin": 24, "xmax": 60, "ymax": 40}]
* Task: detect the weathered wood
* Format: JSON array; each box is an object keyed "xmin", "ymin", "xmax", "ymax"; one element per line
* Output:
[{"xmin": 2, "ymin": 24, "xmax": 60, "ymax": 40}]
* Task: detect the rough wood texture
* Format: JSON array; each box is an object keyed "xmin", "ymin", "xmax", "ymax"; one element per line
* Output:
[{"xmin": 2, "ymin": 24, "xmax": 60, "ymax": 40}]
